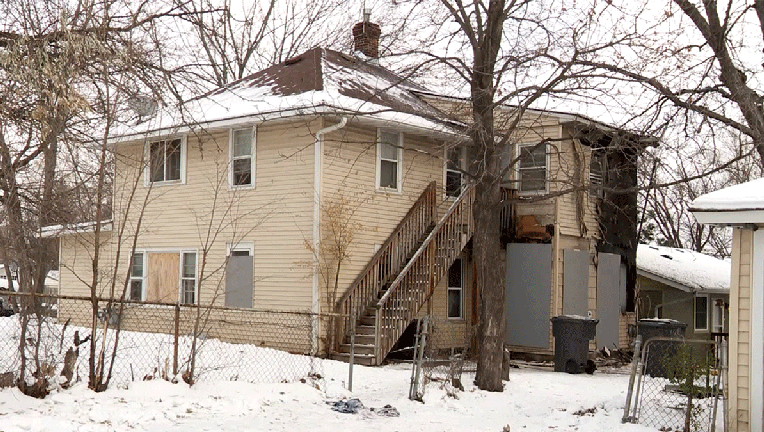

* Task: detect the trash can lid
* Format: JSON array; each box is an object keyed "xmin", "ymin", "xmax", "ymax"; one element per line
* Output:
[
  {"xmin": 551, "ymin": 314, "xmax": 599, "ymax": 322},
  {"xmin": 637, "ymin": 318, "xmax": 686, "ymax": 327}
]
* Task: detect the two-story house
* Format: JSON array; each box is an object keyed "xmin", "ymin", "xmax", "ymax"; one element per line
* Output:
[{"xmin": 53, "ymin": 17, "xmax": 650, "ymax": 365}]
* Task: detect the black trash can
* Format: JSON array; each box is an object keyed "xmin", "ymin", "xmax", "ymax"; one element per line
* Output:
[
  {"xmin": 551, "ymin": 315, "xmax": 599, "ymax": 374},
  {"xmin": 636, "ymin": 319, "xmax": 687, "ymax": 377}
]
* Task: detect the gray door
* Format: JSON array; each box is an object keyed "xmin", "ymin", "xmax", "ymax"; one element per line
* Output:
[
  {"xmin": 225, "ymin": 255, "xmax": 254, "ymax": 308},
  {"xmin": 596, "ymin": 252, "xmax": 621, "ymax": 348},
  {"xmin": 505, "ymin": 243, "xmax": 552, "ymax": 348},
  {"xmin": 563, "ymin": 249, "xmax": 589, "ymax": 316}
]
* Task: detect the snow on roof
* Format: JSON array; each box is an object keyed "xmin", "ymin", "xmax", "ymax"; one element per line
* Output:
[
  {"xmin": 113, "ymin": 48, "xmax": 459, "ymax": 141},
  {"xmin": 689, "ymin": 178, "xmax": 764, "ymax": 212},
  {"xmin": 39, "ymin": 220, "xmax": 113, "ymax": 238},
  {"xmin": 637, "ymin": 244, "xmax": 729, "ymax": 294}
]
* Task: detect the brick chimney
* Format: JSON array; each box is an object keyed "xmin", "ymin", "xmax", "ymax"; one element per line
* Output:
[{"xmin": 352, "ymin": 9, "xmax": 381, "ymax": 58}]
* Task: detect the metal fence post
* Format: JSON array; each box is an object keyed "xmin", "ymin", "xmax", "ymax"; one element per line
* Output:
[
  {"xmin": 622, "ymin": 335, "xmax": 642, "ymax": 423},
  {"xmin": 348, "ymin": 318, "xmax": 355, "ymax": 392},
  {"xmin": 173, "ymin": 304, "xmax": 180, "ymax": 377}
]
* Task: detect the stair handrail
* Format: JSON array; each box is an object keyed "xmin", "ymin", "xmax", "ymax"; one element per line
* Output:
[
  {"xmin": 373, "ymin": 184, "xmax": 475, "ymax": 363},
  {"xmin": 376, "ymin": 184, "xmax": 475, "ymax": 308},
  {"xmin": 334, "ymin": 181, "xmax": 437, "ymax": 350}
]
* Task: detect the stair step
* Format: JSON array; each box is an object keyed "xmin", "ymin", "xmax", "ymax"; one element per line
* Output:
[
  {"xmin": 339, "ymin": 343, "xmax": 375, "ymax": 355},
  {"xmin": 347, "ymin": 334, "xmax": 375, "ymax": 345},
  {"xmin": 331, "ymin": 352, "xmax": 376, "ymax": 366},
  {"xmin": 356, "ymin": 325, "xmax": 375, "ymax": 335}
]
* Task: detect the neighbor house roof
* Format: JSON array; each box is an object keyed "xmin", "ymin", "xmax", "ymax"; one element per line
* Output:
[
  {"xmin": 637, "ymin": 244, "xmax": 730, "ymax": 294},
  {"xmin": 690, "ymin": 178, "xmax": 764, "ymax": 225},
  {"xmin": 113, "ymin": 47, "xmax": 458, "ymax": 142}
]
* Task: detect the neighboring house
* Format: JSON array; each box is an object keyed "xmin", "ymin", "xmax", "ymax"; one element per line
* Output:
[
  {"xmin": 636, "ymin": 244, "xmax": 730, "ymax": 341},
  {"xmin": 690, "ymin": 178, "xmax": 764, "ymax": 432},
  {"xmin": 52, "ymin": 16, "xmax": 651, "ymax": 365}
]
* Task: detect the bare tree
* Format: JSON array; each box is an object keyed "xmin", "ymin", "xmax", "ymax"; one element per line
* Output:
[
  {"xmin": 576, "ymin": 1, "xmax": 764, "ymax": 169},
  {"xmin": 176, "ymin": 0, "xmax": 351, "ymax": 89},
  {"xmin": 0, "ymin": 0, "xmax": 189, "ymax": 395}
]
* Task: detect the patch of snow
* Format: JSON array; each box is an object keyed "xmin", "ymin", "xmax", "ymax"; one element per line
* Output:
[
  {"xmin": 689, "ymin": 178, "xmax": 764, "ymax": 211},
  {"xmin": 637, "ymin": 244, "xmax": 729, "ymax": 294},
  {"xmin": 0, "ymin": 315, "xmax": 668, "ymax": 431}
]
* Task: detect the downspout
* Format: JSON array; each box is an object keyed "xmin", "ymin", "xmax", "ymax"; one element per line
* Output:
[{"xmin": 312, "ymin": 116, "xmax": 348, "ymax": 355}]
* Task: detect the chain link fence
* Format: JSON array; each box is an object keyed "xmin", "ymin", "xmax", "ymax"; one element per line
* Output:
[
  {"xmin": 624, "ymin": 336, "xmax": 726, "ymax": 432},
  {"xmin": 0, "ymin": 292, "xmax": 329, "ymax": 390},
  {"xmin": 409, "ymin": 317, "xmax": 476, "ymax": 400}
]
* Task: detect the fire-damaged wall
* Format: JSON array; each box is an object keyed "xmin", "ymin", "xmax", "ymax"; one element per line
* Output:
[{"xmin": 595, "ymin": 135, "xmax": 640, "ymax": 312}]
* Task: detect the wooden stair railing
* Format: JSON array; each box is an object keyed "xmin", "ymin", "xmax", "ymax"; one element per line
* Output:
[
  {"xmin": 334, "ymin": 181, "xmax": 437, "ymax": 352},
  {"xmin": 373, "ymin": 184, "xmax": 475, "ymax": 364}
]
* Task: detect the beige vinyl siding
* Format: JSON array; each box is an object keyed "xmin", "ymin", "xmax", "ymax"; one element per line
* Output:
[
  {"xmin": 730, "ymin": 228, "xmax": 753, "ymax": 431},
  {"xmin": 554, "ymin": 129, "xmax": 599, "ymax": 239},
  {"xmin": 61, "ymin": 119, "xmax": 318, "ymax": 313},
  {"xmin": 58, "ymin": 231, "xmax": 115, "ymax": 298},
  {"xmin": 319, "ymin": 124, "xmax": 445, "ymax": 314},
  {"xmin": 417, "ymin": 253, "xmax": 474, "ymax": 348}
]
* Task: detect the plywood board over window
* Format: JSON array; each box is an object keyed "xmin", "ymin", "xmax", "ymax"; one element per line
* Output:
[{"xmin": 147, "ymin": 253, "xmax": 180, "ymax": 302}]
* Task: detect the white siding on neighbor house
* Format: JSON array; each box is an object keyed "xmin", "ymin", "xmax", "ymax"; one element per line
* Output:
[{"xmin": 60, "ymin": 119, "xmax": 320, "ymax": 313}]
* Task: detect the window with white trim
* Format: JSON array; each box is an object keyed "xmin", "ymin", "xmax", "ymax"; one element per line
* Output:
[
  {"xmin": 181, "ymin": 252, "xmax": 197, "ymax": 305},
  {"xmin": 447, "ymin": 258, "xmax": 463, "ymax": 319},
  {"xmin": 445, "ymin": 146, "xmax": 465, "ymax": 198},
  {"xmin": 230, "ymin": 127, "xmax": 255, "ymax": 187},
  {"xmin": 377, "ymin": 131, "xmax": 402, "ymax": 191},
  {"xmin": 149, "ymin": 138, "xmax": 183, "ymax": 183},
  {"xmin": 129, "ymin": 252, "xmax": 145, "ymax": 301},
  {"xmin": 694, "ymin": 295, "xmax": 709, "ymax": 331},
  {"xmin": 518, "ymin": 143, "xmax": 547, "ymax": 193}
]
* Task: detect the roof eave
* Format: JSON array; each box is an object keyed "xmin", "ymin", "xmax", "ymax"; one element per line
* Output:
[
  {"xmin": 108, "ymin": 105, "xmax": 464, "ymax": 144},
  {"xmin": 691, "ymin": 207, "xmax": 764, "ymax": 227},
  {"xmin": 637, "ymin": 268, "xmax": 729, "ymax": 295}
]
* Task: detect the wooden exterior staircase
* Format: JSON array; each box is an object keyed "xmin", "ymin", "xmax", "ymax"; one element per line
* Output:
[{"xmin": 333, "ymin": 182, "xmax": 476, "ymax": 365}]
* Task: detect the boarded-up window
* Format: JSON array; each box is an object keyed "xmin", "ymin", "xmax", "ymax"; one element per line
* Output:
[
  {"xmin": 147, "ymin": 253, "xmax": 180, "ymax": 303},
  {"xmin": 505, "ymin": 243, "xmax": 552, "ymax": 348},
  {"xmin": 225, "ymin": 249, "xmax": 253, "ymax": 309}
]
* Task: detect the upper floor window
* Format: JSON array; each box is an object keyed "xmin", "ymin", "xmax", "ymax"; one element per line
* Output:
[
  {"xmin": 445, "ymin": 146, "xmax": 465, "ymax": 198},
  {"xmin": 230, "ymin": 127, "xmax": 255, "ymax": 187},
  {"xmin": 377, "ymin": 130, "xmax": 402, "ymax": 192},
  {"xmin": 518, "ymin": 143, "xmax": 547, "ymax": 193},
  {"xmin": 149, "ymin": 138, "xmax": 183, "ymax": 183}
]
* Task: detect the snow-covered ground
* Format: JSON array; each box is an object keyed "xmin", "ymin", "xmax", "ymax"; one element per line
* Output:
[
  {"xmin": 0, "ymin": 360, "xmax": 660, "ymax": 432},
  {"xmin": 0, "ymin": 314, "xmax": 715, "ymax": 432}
]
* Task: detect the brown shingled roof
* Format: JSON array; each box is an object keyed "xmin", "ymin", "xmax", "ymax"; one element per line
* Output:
[{"xmin": 204, "ymin": 47, "xmax": 441, "ymax": 119}]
